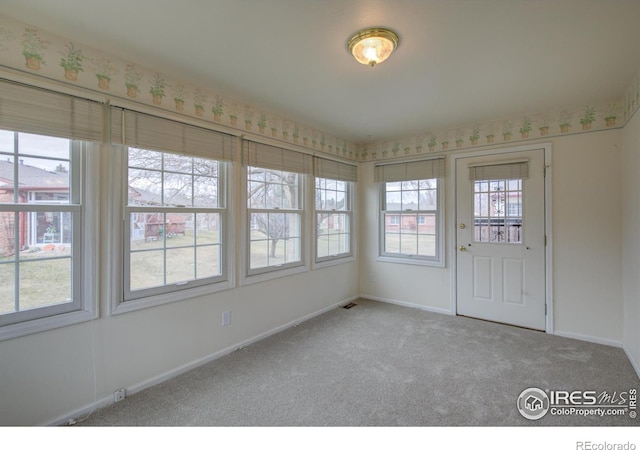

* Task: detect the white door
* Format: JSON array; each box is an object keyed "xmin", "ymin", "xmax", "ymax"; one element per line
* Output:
[{"xmin": 456, "ymin": 149, "xmax": 546, "ymax": 330}]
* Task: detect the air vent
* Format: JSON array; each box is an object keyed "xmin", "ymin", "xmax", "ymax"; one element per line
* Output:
[{"xmin": 342, "ymin": 302, "xmax": 357, "ymax": 309}]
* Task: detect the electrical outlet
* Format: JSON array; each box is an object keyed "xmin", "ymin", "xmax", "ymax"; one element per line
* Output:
[
  {"xmin": 114, "ymin": 388, "xmax": 126, "ymax": 403},
  {"xmin": 222, "ymin": 310, "xmax": 231, "ymax": 326}
]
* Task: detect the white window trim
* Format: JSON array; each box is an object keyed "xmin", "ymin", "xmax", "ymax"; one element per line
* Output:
[
  {"xmin": 0, "ymin": 142, "xmax": 99, "ymax": 342},
  {"xmin": 108, "ymin": 145, "xmax": 235, "ymax": 316},
  {"xmin": 312, "ymin": 178, "xmax": 356, "ymax": 268},
  {"xmin": 240, "ymin": 164, "xmax": 309, "ymax": 286},
  {"xmin": 377, "ymin": 177, "xmax": 445, "ymax": 268}
]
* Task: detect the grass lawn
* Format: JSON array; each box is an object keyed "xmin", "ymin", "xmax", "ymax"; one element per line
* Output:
[
  {"xmin": 130, "ymin": 229, "xmax": 221, "ymax": 291},
  {"xmin": 1, "ymin": 227, "xmax": 387, "ymax": 315},
  {"xmin": 0, "ymin": 247, "xmax": 71, "ymax": 315},
  {"xmin": 384, "ymin": 232, "xmax": 436, "ymax": 256},
  {"xmin": 249, "ymin": 230, "xmax": 300, "ymax": 269}
]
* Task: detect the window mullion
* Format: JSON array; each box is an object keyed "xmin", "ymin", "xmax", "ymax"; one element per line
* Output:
[
  {"xmin": 162, "ymin": 211, "xmax": 167, "ymax": 287},
  {"xmin": 12, "ymin": 132, "xmax": 18, "ymax": 204},
  {"xmin": 13, "ymin": 211, "xmax": 19, "ymax": 313}
]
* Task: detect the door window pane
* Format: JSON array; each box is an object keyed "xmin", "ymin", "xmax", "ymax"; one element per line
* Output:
[{"xmin": 474, "ymin": 179, "xmax": 523, "ymax": 244}]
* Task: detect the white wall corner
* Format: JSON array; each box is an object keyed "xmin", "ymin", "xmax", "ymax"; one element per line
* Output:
[{"xmin": 623, "ymin": 344, "xmax": 640, "ymax": 380}]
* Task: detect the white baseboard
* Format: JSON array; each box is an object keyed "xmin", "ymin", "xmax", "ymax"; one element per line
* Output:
[
  {"xmin": 125, "ymin": 296, "xmax": 359, "ymax": 396},
  {"xmin": 553, "ymin": 330, "xmax": 622, "ymax": 348},
  {"xmin": 360, "ymin": 295, "xmax": 453, "ymax": 316},
  {"xmin": 46, "ymin": 396, "xmax": 113, "ymax": 426},
  {"xmin": 623, "ymin": 344, "xmax": 640, "ymax": 380},
  {"xmin": 46, "ymin": 295, "xmax": 358, "ymax": 426}
]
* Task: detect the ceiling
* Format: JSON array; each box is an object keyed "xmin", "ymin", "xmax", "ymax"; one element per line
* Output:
[{"xmin": 3, "ymin": 0, "xmax": 640, "ymax": 144}]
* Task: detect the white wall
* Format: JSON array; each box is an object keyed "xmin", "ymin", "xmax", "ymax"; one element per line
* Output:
[
  {"xmin": 359, "ymin": 130, "xmax": 624, "ymax": 344},
  {"xmin": 551, "ymin": 131, "xmax": 623, "ymax": 344},
  {"xmin": 0, "ymin": 144, "xmax": 359, "ymax": 427},
  {"xmin": 358, "ymin": 159, "xmax": 451, "ymax": 313},
  {"xmin": 621, "ymin": 111, "xmax": 640, "ymax": 376},
  {"xmin": 1, "ymin": 126, "xmax": 629, "ymax": 426}
]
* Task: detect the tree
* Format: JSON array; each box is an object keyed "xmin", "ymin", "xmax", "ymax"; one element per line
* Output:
[
  {"xmin": 248, "ymin": 167, "xmax": 299, "ymax": 258},
  {"xmin": 127, "ymin": 148, "xmax": 220, "ymax": 241},
  {"xmin": 127, "ymin": 148, "xmax": 219, "ymax": 207}
]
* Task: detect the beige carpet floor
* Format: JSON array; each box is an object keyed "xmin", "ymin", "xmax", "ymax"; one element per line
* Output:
[{"xmin": 77, "ymin": 299, "xmax": 639, "ymax": 426}]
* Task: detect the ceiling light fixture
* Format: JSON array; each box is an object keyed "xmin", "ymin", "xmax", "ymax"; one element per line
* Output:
[{"xmin": 347, "ymin": 27, "xmax": 399, "ymax": 67}]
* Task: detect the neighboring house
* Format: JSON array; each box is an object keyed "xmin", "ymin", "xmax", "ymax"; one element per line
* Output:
[
  {"xmin": 319, "ymin": 214, "xmax": 342, "ymax": 232},
  {"xmin": 0, "ymin": 159, "xmax": 69, "ymax": 255},
  {"xmin": 0, "ymin": 161, "xmax": 199, "ymax": 255},
  {"xmin": 128, "ymin": 186, "xmax": 192, "ymax": 242},
  {"xmin": 133, "ymin": 212, "xmax": 187, "ymax": 242},
  {"xmin": 384, "ymin": 202, "xmax": 436, "ymax": 234}
]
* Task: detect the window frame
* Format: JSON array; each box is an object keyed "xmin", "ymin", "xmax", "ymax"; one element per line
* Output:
[
  {"xmin": 0, "ymin": 135, "xmax": 99, "ymax": 341},
  {"xmin": 313, "ymin": 176, "xmax": 355, "ymax": 265},
  {"xmin": 108, "ymin": 107, "xmax": 237, "ymax": 315},
  {"xmin": 116, "ymin": 145, "xmax": 233, "ymax": 309},
  {"xmin": 378, "ymin": 177, "xmax": 445, "ymax": 267}
]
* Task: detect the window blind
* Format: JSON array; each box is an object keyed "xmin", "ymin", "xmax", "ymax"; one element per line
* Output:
[
  {"xmin": 313, "ymin": 156, "xmax": 358, "ymax": 182},
  {"xmin": 468, "ymin": 160, "xmax": 529, "ymax": 181},
  {"xmin": 374, "ymin": 158, "xmax": 445, "ymax": 182},
  {"xmin": 0, "ymin": 79, "xmax": 103, "ymax": 142},
  {"xmin": 111, "ymin": 107, "xmax": 236, "ymax": 161},
  {"xmin": 242, "ymin": 139, "xmax": 312, "ymax": 174}
]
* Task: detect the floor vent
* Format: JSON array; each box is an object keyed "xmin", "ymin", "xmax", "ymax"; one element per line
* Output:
[{"xmin": 342, "ymin": 302, "xmax": 357, "ymax": 309}]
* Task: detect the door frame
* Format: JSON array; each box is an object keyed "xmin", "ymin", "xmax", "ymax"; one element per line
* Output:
[{"xmin": 448, "ymin": 143, "xmax": 554, "ymax": 333}]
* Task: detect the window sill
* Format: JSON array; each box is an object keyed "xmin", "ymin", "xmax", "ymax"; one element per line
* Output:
[
  {"xmin": 112, "ymin": 279, "xmax": 234, "ymax": 315},
  {"xmin": 376, "ymin": 255, "xmax": 445, "ymax": 268},
  {"xmin": 0, "ymin": 308, "xmax": 97, "ymax": 342},
  {"xmin": 241, "ymin": 264, "xmax": 308, "ymax": 286},
  {"xmin": 313, "ymin": 254, "xmax": 356, "ymax": 270}
]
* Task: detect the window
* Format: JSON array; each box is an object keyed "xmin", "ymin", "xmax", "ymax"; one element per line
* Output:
[
  {"xmin": 375, "ymin": 158, "xmax": 445, "ymax": 265},
  {"xmin": 0, "ymin": 80, "xmax": 102, "ymax": 338},
  {"xmin": 247, "ymin": 166, "xmax": 302, "ymax": 270},
  {"xmin": 313, "ymin": 157, "xmax": 357, "ymax": 263},
  {"xmin": 469, "ymin": 160, "xmax": 528, "ymax": 244},
  {"xmin": 0, "ymin": 131, "xmax": 78, "ymax": 326},
  {"xmin": 381, "ymin": 179, "xmax": 438, "ymax": 257},
  {"xmin": 315, "ymin": 177, "xmax": 351, "ymax": 260},
  {"xmin": 111, "ymin": 108, "xmax": 235, "ymax": 306},
  {"xmin": 473, "ymin": 180, "xmax": 523, "ymax": 243},
  {"xmin": 124, "ymin": 148, "xmax": 227, "ymax": 300},
  {"xmin": 243, "ymin": 140, "xmax": 311, "ymax": 277}
]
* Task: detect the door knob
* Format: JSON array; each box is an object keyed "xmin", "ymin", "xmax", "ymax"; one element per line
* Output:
[
  {"xmin": 459, "ymin": 223, "xmax": 466, "ymax": 229},
  {"xmin": 459, "ymin": 245, "xmax": 467, "ymax": 251}
]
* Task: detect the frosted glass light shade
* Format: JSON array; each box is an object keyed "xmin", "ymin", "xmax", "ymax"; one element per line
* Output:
[{"xmin": 347, "ymin": 28, "xmax": 399, "ymax": 67}]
